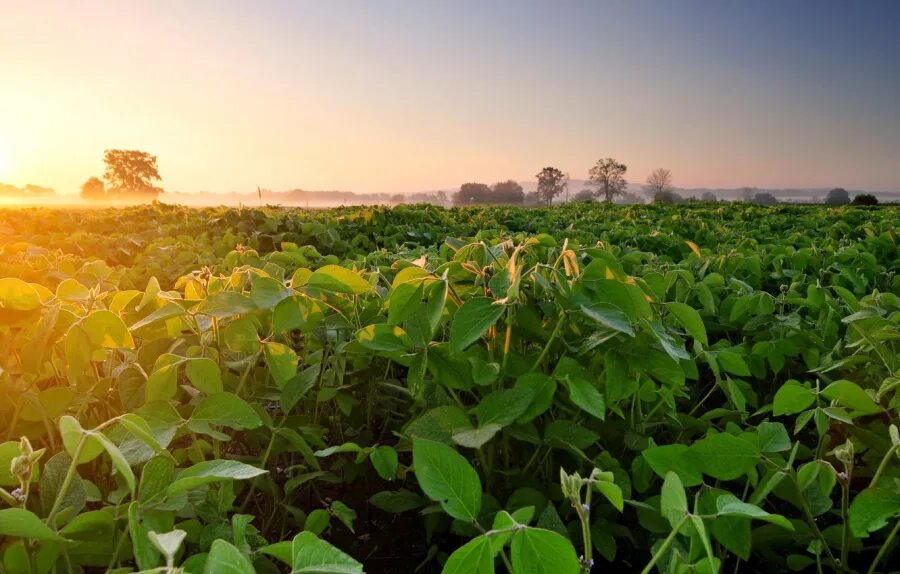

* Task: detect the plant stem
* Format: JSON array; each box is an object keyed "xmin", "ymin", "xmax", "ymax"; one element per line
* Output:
[
  {"xmin": 530, "ymin": 310, "xmax": 565, "ymax": 372},
  {"xmin": 869, "ymin": 445, "xmax": 897, "ymax": 489},
  {"xmin": 792, "ymin": 475, "xmax": 841, "ymax": 570},
  {"xmin": 0, "ymin": 487, "xmax": 18, "ymax": 507},
  {"xmin": 46, "ymin": 435, "xmax": 86, "ymax": 527},
  {"xmin": 840, "ymin": 475, "xmax": 851, "ymax": 571},
  {"xmin": 640, "ymin": 516, "xmax": 688, "ymax": 574},
  {"xmin": 867, "ymin": 518, "xmax": 900, "ymax": 574}
]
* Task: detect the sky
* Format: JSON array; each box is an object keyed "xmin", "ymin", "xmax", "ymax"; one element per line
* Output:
[{"xmin": 1, "ymin": 0, "xmax": 899, "ymax": 195}]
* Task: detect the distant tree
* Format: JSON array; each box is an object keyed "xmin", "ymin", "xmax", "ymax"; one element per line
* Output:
[
  {"xmin": 700, "ymin": 191, "xmax": 718, "ymax": 202},
  {"xmin": 574, "ymin": 189, "xmax": 595, "ymax": 202},
  {"xmin": 617, "ymin": 191, "xmax": 645, "ymax": 204},
  {"xmin": 435, "ymin": 190, "xmax": 448, "ymax": 205},
  {"xmin": 80, "ymin": 176, "xmax": 106, "ymax": 200},
  {"xmin": 453, "ymin": 182, "xmax": 492, "ymax": 205},
  {"xmin": 523, "ymin": 191, "xmax": 542, "ymax": 205},
  {"xmin": 535, "ymin": 167, "xmax": 566, "ymax": 206},
  {"xmin": 103, "ymin": 149, "xmax": 162, "ymax": 196},
  {"xmin": 825, "ymin": 188, "xmax": 851, "ymax": 205},
  {"xmin": 750, "ymin": 192, "xmax": 778, "ymax": 206},
  {"xmin": 588, "ymin": 158, "xmax": 628, "ymax": 202},
  {"xmin": 644, "ymin": 168, "xmax": 673, "ymax": 198},
  {"xmin": 491, "ymin": 180, "xmax": 525, "ymax": 204},
  {"xmin": 852, "ymin": 193, "xmax": 878, "ymax": 205},
  {"xmin": 391, "ymin": 193, "xmax": 405, "ymax": 204},
  {"xmin": 739, "ymin": 187, "xmax": 757, "ymax": 202},
  {"xmin": 652, "ymin": 190, "xmax": 683, "ymax": 204}
]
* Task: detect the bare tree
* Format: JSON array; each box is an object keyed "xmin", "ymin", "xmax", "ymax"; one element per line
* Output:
[
  {"xmin": 644, "ymin": 168, "xmax": 674, "ymax": 197},
  {"xmin": 587, "ymin": 158, "xmax": 628, "ymax": 202}
]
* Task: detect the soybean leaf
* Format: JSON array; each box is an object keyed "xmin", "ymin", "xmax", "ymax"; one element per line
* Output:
[
  {"xmin": 442, "ymin": 535, "xmax": 494, "ymax": 574},
  {"xmin": 203, "ymin": 539, "xmax": 254, "ymax": 574},
  {"xmin": 190, "ymin": 392, "xmax": 263, "ymax": 430},
  {"xmin": 167, "ymin": 460, "xmax": 267, "ymax": 495},
  {"xmin": 82, "ymin": 310, "xmax": 135, "ymax": 349},
  {"xmin": 715, "ymin": 494, "xmax": 794, "ymax": 531},
  {"xmin": 510, "ymin": 527, "xmax": 580, "ymax": 574},
  {"xmin": 849, "ymin": 478, "xmax": 900, "ymax": 537},
  {"xmin": 773, "ymin": 380, "xmax": 816, "ymax": 416},
  {"xmin": 0, "ymin": 508, "xmax": 66, "ymax": 541},
  {"xmin": 452, "ymin": 425, "xmax": 502, "ymax": 449},
  {"xmin": 291, "ymin": 531, "xmax": 364, "ymax": 573},
  {"xmin": 369, "ymin": 446, "xmax": 399, "ymax": 480},
  {"xmin": 666, "ymin": 302, "xmax": 708, "ymax": 346},
  {"xmin": 308, "ymin": 265, "xmax": 373, "ymax": 295},
  {"xmin": 412, "ymin": 438, "xmax": 482, "ymax": 521},
  {"xmin": 690, "ymin": 433, "xmax": 760, "ymax": 481},
  {"xmin": 449, "ymin": 297, "xmax": 505, "ymax": 353},
  {"xmin": 661, "ymin": 471, "xmax": 688, "ymax": 528}
]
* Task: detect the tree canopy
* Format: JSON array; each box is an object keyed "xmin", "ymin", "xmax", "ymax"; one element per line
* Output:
[{"xmin": 103, "ymin": 149, "xmax": 162, "ymax": 196}]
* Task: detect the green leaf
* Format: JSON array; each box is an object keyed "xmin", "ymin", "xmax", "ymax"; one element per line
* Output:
[
  {"xmin": 510, "ymin": 527, "xmax": 580, "ymax": 574},
  {"xmin": 666, "ymin": 302, "xmax": 708, "ymax": 346},
  {"xmin": 849, "ymin": 478, "xmax": 900, "ymax": 537},
  {"xmin": 660, "ymin": 471, "xmax": 688, "ymax": 528},
  {"xmin": 304, "ymin": 509, "xmax": 330, "ymax": 535},
  {"xmin": 594, "ymin": 480, "xmax": 624, "ymax": 512},
  {"xmin": 167, "ymin": 460, "xmax": 267, "ymax": 495},
  {"xmin": 369, "ymin": 489, "xmax": 424, "ymax": 513},
  {"xmin": 580, "ymin": 303, "xmax": 635, "ymax": 336},
  {"xmin": 356, "ymin": 324, "xmax": 413, "ymax": 352},
  {"xmin": 821, "ymin": 380, "xmax": 880, "ymax": 415},
  {"xmin": 442, "ymin": 535, "xmax": 495, "ymax": 574},
  {"xmin": 717, "ymin": 350, "xmax": 750, "ymax": 376},
  {"xmin": 308, "ymin": 264, "xmax": 373, "ymax": 295},
  {"xmin": 197, "ymin": 291, "xmax": 257, "ymax": 318},
  {"xmin": 369, "ymin": 446, "xmax": 399, "ymax": 480},
  {"xmin": 0, "ymin": 278, "xmax": 42, "ymax": 310},
  {"xmin": 264, "ymin": 342, "xmax": 299, "ymax": 388},
  {"xmin": 145, "ymin": 354, "xmax": 182, "ymax": 403},
  {"xmin": 642, "ymin": 444, "xmax": 703, "ymax": 487},
  {"xmin": 757, "ymin": 421, "xmax": 791, "ymax": 453},
  {"xmin": 203, "ymin": 539, "xmax": 255, "ymax": 574},
  {"xmin": 40, "ymin": 452, "xmax": 85, "ymax": 520},
  {"xmin": 0, "ymin": 508, "xmax": 66, "ymax": 541},
  {"xmin": 452, "ymin": 425, "xmax": 502, "ymax": 449},
  {"xmin": 560, "ymin": 375, "xmax": 605, "ymax": 420},
  {"xmin": 412, "ymin": 438, "xmax": 482, "ymax": 521},
  {"xmin": 449, "ymin": 297, "xmax": 505, "ymax": 353},
  {"xmin": 191, "ymin": 392, "xmax": 263, "ymax": 430},
  {"xmin": 59, "ymin": 415, "xmax": 104, "ymax": 464},
  {"xmin": 291, "ymin": 531, "xmax": 364, "ymax": 573},
  {"xmin": 82, "ymin": 310, "xmax": 135, "ymax": 349},
  {"xmin": 715, "ymin": 494, "xmax": 794, "ymax": 530},
  {"xmin": 330, "ymin": 500, "xmax": 357, "ymax": 533},
  {"xmin": 773, "ymin": 380, "xmax": 816, "ymax": 415},
  {"xmin": 514, "ymin": 373, "xmax": 556, "ymax": 423},
  {"xmin": 690, "ymin": 433, "xmax": 760, "ymax": 481},
  {"xmin": 185, "ymin": 358, "xmax": 223, "ymax": 394},
  {"xmin": 475, "ymin": 388, "xmax": 534, "ymax": 428},
  {"xmin": 224, "ymin": 317, "xmax": 259, "ymax": 353},
  {"xmin": 92, "ymin": 431, "xmax": 136, "ymax": 495}
]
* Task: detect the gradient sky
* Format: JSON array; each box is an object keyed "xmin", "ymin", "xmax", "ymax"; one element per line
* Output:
[{"xmin": 1, "ymin": 0, "xmax": 899, "ymax": 195}]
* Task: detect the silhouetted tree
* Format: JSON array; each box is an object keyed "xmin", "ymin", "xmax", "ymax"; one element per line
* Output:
[
  {"xmin": 535, "ymin": 167, "xmax": 566, "ymax": 206},
  {"xmin": 852, "ymin": 193, "xmax": 878, "ymax": 205},
  {"xmin": 825, "ymin": 188, "xmax": 850, "ymax": 205},
  {"xmin": 751, "ymin": 192, "xmax": 778, "ymax": 205},
  {"xmin": 739, "ymin": 187, "xmax": 757, "ymax": 202},
  {"xmin": 574, "ymin": 189, "xmax": 595, "ymax": 202},
  {"xmin": 491, "ymin": 180, "xmax": 525, "ymax": 204},
  {"xmin": 453, "ymin": 182, "xmax": 492, "ymax": 205},
  {"xmin": 700, "ymin": 191, "xmax": 717, "ymax": 202},
  {"xmin": 103, "ymin": 149, "xmax": 162, "ymax": 196},
  {"xmin": 588, "ymin": 158, "xmax": 628, "ymax": 202},
  {"xmin": 652, "ymin": 190, "xmax": 683, "ymax": 204},
  {"xmin": 80, "ymin": 177, "xmax": 106, "ymax": 200},
  {"xmin": 644, "ymin": 168, "xmax": 673, "ymax": 198}
]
